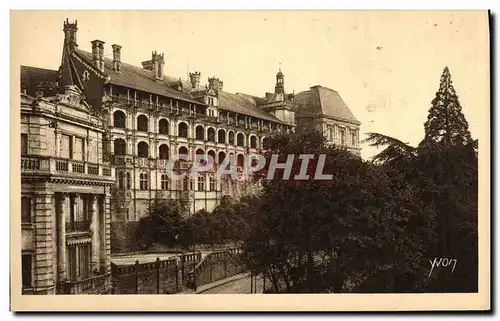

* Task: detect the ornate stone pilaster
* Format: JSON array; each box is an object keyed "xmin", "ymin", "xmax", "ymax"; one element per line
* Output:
[
  {"xmin": 89, "ymin": 194, "xmax": 100, "ymax": 272},
  {"xmin": 56, "ymin": 192, "xmax": 68, "ymax": 282},
  {"xmin": 72, "ymin": 193, "xmax": 81, "ymax": 221},
  {"xmin": 32, "ymin": 188, "xmax": 55, "ymax": 294}
]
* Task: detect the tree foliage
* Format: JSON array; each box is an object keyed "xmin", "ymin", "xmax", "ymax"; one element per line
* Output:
[
  {"xmin": 135, "ymin": 194, "xmax": 186, "ymax": 250},
  {"xmin": 243, "ymin": 66, "xmax": 478, "ymax": 293}
]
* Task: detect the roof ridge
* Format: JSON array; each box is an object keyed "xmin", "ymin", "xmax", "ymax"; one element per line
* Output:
[{"xmin": 21, "ymin": 65, "xmax": 58, "ymax": 72}]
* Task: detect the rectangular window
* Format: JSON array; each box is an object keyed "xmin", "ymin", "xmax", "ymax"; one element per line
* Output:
[
  {"xmin": 118, "ymin": 172, "xmax": 124, "ymax": 189},
  {"xmin": 60, "ymin": 134, "xmax": 72, "ymax": 159},
  {"xmin": 209, "ymin": 177, "xmax": 215, "ymax": 191},
  {"xmin": 22, "ymin": 254, "xmax": 32, "ymax": 288},
  {"xmin": 67, "ymin": 246, "xmax": 77, "ymax": 281},
  {"xmin": 21, "ymin": 196, "xmax": 31, "ymax": 223},
  {"xmin": 329, "ymin": 128, "xmax": 334, "ymax": 142},
  {"xmin": 78, "ymin": 244, "xmax": 91, "ymax": 280},
  {"xmin": 68, "ymin": 244, "xmax": 91, "ymax": 281},
  {"xmin": 73, "ymin": 137, "xmax": 84, "ymax": 161},
  {"xmin": 197, "ymin": 177, "xmax": 205, "ymax": 191},
  {"xmin": 351, "ymin": 132, "xmax": 356, "ymax": 146},
  {"xmin": 339, "ymin": 129, "xmax": 345, "ymax": 145},
  {"xmin": 21, "ymin": 134, "xmax": 28, "ymax": 155},
  {"xmin": 88, "ymin": 138, "xmax": 98, "ymax": 163},
  {"xmin": 140, "ymin": 173, "xmax": 148, "ymax": 190},
  {"xmin": 161, "ymin": 174, "xmax": 169, "ymax": 190},
  {"xmin": 126, "ymin": 173, "xmax": 131, "ymax": 189}
]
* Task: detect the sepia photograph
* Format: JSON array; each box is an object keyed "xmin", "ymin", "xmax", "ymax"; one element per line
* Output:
[{"xmin": 9, "ymin": 10, "xmax": 490, "ymax": 311}]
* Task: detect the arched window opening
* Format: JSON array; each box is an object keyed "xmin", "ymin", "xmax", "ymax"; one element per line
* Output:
[
  {"xmin": 137, "ymin": 142, "xmax": 149, "ymax": 158},
  {"xmin": 218, "ymin": 129, "xmax": 226, "ymax": 144},
  {"xmin": 207, "ymin": 128, "xmax": 216, "ymax": 142},
  {"xmin": 178, "ymin": 122, "xmax": 188, "ymax": 138},
  {"xmin": 137, "ymin": 115, "xmax": 148, "ymax": 132},
  {"xmin": 178, "ymin": 146, "xmax": 189, "ymax": 161},
  {"xmin": 237, "ymin": 133, "xmax": 245, "ymax": 147},
  {"xmin": 228, "ymin": 131, "xmax": 235, "ymax": 145},
  {"xmin": 195, "ymin": 125, "xmax": 204, "ymax": 140},
  {"xmin": 159, "ymin": 119, "xmax": 169, "ymax": 135},
  {"xmin": 159, "ymin": 144, "xmax": 169, "ymax": 160},
  {"xmin": 218, "ymin": 151, "xmax": 226, "ymax": 166},
  {"xmin": 113, "ymin": 110, "xmax": 126, "ymax": 129}
]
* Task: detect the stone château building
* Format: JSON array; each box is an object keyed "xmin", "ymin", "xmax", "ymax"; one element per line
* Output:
[{"xmin": 19, "ymin": 18, "xmax": 361, "ymax": 262}]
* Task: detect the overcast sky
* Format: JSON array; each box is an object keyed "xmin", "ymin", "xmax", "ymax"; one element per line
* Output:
[{"xmin": 12, "ymin": 11, "xmax": 489, "ymax": 159}]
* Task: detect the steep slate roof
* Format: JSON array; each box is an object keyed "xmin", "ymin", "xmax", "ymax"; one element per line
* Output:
[
  {"xmin": 73, "ymin": 49, "xmax": 285, "ymax": 124},
  {"xmin": 73, "ymin": 49, "xmax": 202, "ymax": 105},
  {"xmin": 218, "ymin": 91, "xmax": 286, "ymax": 124},
  {"xmin": 295, "ymin": 85, "xmax": 361, "ymax": 125},
  {"xmin": 21, "ymin": 65, "xmax": 59, "ymax": 95}
]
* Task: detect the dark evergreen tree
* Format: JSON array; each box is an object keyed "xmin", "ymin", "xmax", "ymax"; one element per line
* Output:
[{"xmin": 421, "ymin": 66, "xmax": 472, "ymax": 148}]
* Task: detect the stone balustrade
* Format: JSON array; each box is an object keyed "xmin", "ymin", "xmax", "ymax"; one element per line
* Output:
[{"xmin": 21, "ymin": 156, "xmax": 115, "ymax": 179}]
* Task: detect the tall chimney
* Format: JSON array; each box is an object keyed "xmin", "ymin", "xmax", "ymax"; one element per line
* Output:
[
  {"xmin": 63, "ymin": 19, "xmax": 78, "ymax": 50},
  {"xmin": 151, "ymin": 51, "xmax": 165, "ymax": 80},
  {"xmin": 112, "ymin": 44, "xmax": 122, "ymax": 72},
  {"xmin": 189, "ymin": 72, "xmax": 201, "ymax": 91},
  {"xmin": 91, "ymin": 40, "xmax": 105, "ymax": 72},
  {"xmin": 208, "ymin": 77, "xmax": 223, "ymax": 92}
]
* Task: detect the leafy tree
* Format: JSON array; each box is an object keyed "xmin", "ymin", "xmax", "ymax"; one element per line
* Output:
[
  {"xmin": 243, "ymin": 128, "xmax": 430, "ymax": 293},
  {"xmin": 135, "ymin": 194, "xmax": 186, "ymax": 250}
]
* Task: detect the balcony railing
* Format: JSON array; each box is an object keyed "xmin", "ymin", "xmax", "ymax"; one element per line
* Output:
[
  {"xmin": 21, "ymin": 156, "xmax": 115, "ymax": 179},
  {"xmin": 72, "ymin": 160, "xmax": 85, "ymax": 173},
  {"xmin": 66, "ymin": 220, "xmax": 92, "ymax": 233}
]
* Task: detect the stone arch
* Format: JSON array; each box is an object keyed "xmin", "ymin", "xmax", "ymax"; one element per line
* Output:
[
  {"xmin": 137, "ymin": 114, "xmax": 148, "ymax": 132},
  {"xmin": 113, "ymin": 110, "xmax": 126, "ymax": 128},
  {"xmin": 195, "ymin": 125, "xmax": 205, "ymax": 140},
  {"xmin": 178, "ymin": 122, "xmax": 189, "ymax": 138},
  {"xmin": 207, "ymin": 127, "xmax": 216, "ymax": 142},
  {"xmin": 158, "ymin": 118, "xmax": 169, "ymax": 135},
  {"xmin": 218, "ymin": 129, "xmax": 226, "ymax": 143},
  {"xmin": 137, "ymin": 141, "xmax": 149, "ymax": 158},
  {"xmin": 158, "ymin": 144, "xmax": 169, "ymax": 160}
]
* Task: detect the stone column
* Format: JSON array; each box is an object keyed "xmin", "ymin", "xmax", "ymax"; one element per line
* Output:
[
  {"xmin": 89, "ymin": 195, "xmax": 100, "ymax": 273},
  {"xmin": 57, "ymin": 193, "xmax": 68, "ymax": 281},
  {"xmin": 73, "ymin": 194, "xmax": 81, "ymax": 222},
  {"xmin": 100, "ymin": 190, "xmax": 112, "ymax": 273}
]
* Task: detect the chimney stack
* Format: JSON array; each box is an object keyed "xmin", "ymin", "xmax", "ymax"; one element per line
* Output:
[
  {"xmin": 63, "ymin": 19, "xmax": 78, "ymax": 50},
  {"xmin": 208, "ymin": 77, "xmax": 223, "ymax": 92},
  {"xmin": 91, "ymin": 40, "xmax": 105, "ymax": 72},
  {"xmin": 189, "ymin": 72, "xmax": 201, "ymax": 91},
  {"xmin": 151, "ymin": 51, "xmax": 165, "ymax": 80},
  {"xmin": 112, "ymin": 44, "xmax": 122, "ymax": 72}
]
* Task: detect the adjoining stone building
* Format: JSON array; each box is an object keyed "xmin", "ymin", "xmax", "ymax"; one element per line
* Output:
[
  {"xmin": 294, "ymin": 85, "xmax": 361, "ymax": 155},
  {"xmin": 20, "ymin": 66, "xmax": 115, "ymax": 294}
]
